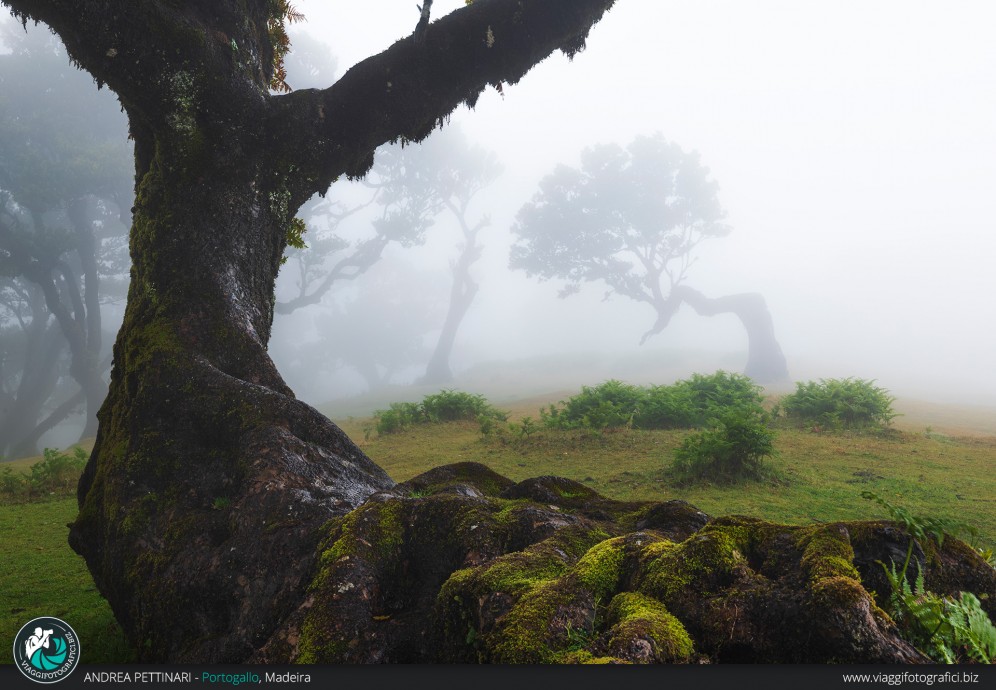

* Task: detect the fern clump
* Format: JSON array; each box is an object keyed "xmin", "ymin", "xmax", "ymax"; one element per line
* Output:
[
  {"xmin": 862, "ymin": 491, "xmax": 996, "ymax": 663},
  {"xmin": 541, "ymin": 371, "xmax": 764, "ymax": 431},
  {"xmin": 780, "ymin": 378, "xmax": 896, "ymax": 430},
  {"xmin": 536, "ymin": 373, "xmax": 775, "ymax": 484},
  {"xmin": 540, "ymin": 379, "xmax": 644, "ymax": 430},
  {"xmin": 372, "ymin": 390, "xmax": 506, "ymax": 436},
  {"xmin": 0, "ymin": 447, "xmax": 88, "ymax": 502}
]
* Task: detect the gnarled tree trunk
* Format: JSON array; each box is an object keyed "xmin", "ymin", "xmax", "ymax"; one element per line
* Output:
[
  {"xmin": 68, "ymin": 114, "xmax": 397, "ymax": 661},
  {"xmin": 0, "ymin": 0, "xmax": 619, "ymax": 661}
]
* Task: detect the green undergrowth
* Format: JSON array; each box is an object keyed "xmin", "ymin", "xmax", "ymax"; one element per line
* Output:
[
  {"xmin": 1, "ymin": 447, "xmax": 88, "ymax": 502},
  {"xmin": 370, "ymin": 389, "xmax": 507, "ymax": 436},
  {"xmin": 537, "ymin": 372, "xmax": 764, "ymax": 431},
  {"xmin": 780, "ymin": 378, "xmax": 897, "ymax": 430}
]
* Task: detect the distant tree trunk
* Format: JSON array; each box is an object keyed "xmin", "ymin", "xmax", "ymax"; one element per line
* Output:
[
  {"xmin": 421, "ymin": 231, "xmax": 482, "ymax": 386},
  {"xmin": 670, "ymin": 285, "xmax": 789, "ymax": 384},
  {"xmin": 67, "ymin": 198, "xmax": 105, "ymax": 439},
  {"xmin": 8, "ymin": 352, "xmax": 111, "ymax": 456},
  {"xmin": 0, "ymin": 288, "xmax": 65, "ymax": 458}
]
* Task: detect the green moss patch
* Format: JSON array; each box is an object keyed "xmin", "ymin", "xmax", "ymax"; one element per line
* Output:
[{"xmin": 603, "ymin": 592, "xmax": 693, "ymax": 663}]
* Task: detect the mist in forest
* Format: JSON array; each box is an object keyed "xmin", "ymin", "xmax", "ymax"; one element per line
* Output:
[
  {"xmin": 272, "ymin": 0, "xmax": 996, "ymax": 407},
  {"xmin": 2, "ymin": 1, "xmax": 995, "ymax": 455}
]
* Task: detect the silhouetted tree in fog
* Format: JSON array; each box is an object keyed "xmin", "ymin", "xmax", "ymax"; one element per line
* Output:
[
  {"xmin": 0, "ymin": 22, "xmax": 131, "ymax": 456},
  {"xmin": 275, "ymin": 140, "xmax": 445, "ymax": 315},
  {"xmin": 276, "ymin": 125, "xmax": 500, "ymax": 388},
  {"xmin": 284, "ymin": 261, "xmax": 445, "ymax": 394},
  {"xmin": 416, "ymin": 127, "xmax": 502, "ymax": 385},
  {"xmin": 510, "ymin": 134, "xmax": 789, "ymax": 384}
]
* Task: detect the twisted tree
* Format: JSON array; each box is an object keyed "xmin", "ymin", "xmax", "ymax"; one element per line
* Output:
[
  {"xmin": 510, "ymin": 134, "xmax": 789, "ymax": 383},
  {"xmin": 0, "ymin": 0, "xmax": 619, "ymax": 661}
]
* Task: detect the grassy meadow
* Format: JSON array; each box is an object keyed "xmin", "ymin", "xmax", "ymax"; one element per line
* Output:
[
  {"xmin": 1, "ymin": 385, "xmax": 993, "ymax": 663},
  {"xmin": 334, "ymin": 393, "xmax": 996, "ymax": 549}
]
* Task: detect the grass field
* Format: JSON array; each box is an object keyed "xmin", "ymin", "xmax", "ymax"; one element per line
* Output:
[
  {"xmin": 1, "ymin": 391, "xmax": 993, "ymax": 663},
  {"xmin": 0, "ymin": 498, "xmax": 133, "ymax": 663},
  {"xmin": 335, "ymin": 403, "xmax": 996, "ymax": 550}
]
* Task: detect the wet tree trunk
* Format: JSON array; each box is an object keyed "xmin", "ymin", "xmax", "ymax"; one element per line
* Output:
[
  {"xmin": 68, "ymin": 115, "xmax": 399, "ymax": 661},
  {"xmin": 1, "ymin": 0, "xmax": 619, "ymax": 661}
]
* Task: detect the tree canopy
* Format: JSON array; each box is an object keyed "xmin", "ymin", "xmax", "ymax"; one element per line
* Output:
[
  {"xmin": 511, "ymin": 134, "xmax": 729, "ymax": 302},
  {"xmin": 511, "ymin": 133, "xmax": 788, "ymax": 383}
]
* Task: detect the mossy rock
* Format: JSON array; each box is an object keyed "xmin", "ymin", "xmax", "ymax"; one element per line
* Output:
[
  {"xmin": 394, "ymin": 461, "xmax": 515, "ymax": 498},
  {"xmin": 848, "ymin": 521, "xmax": 996, "ymax": 620},
  {"xmin": 600, "ymin": 592, "xmax": 693, "ymax": 663},
  {"xmin": 254, "ymin": 463, "xmax": 995, "ymax": 664}
]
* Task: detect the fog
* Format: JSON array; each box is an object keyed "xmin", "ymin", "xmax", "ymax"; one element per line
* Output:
[
  {"xmin": 270, "ymin": 0, "xmax": 996, "ymax": 406},
  {"xmin": 2, "ymin": 2, "xmax": 994, "ymax": 457}
]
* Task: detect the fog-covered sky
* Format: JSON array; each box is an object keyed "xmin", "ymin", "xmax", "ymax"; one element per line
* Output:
[
  {"xmin": 6, "ymin": 2, "xmax": 991, "ymax": 409},
  {"xmin": 270, "ymin": 0, "xmax": 996, "ymax": 404}
]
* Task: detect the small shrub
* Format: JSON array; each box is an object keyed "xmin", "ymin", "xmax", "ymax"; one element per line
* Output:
[
  {"xmin": 421, "ymin": 390, "xmax": 503, "ymax": 423},
  {"xmin": 0, "ymin": 447, "xmax": 88, "ymax": 502},
  {"xmin": 632, "ymin": 384, "xmax": 693, "ymax": 429},
  {"xmin": 674, "ymin": 371, "xmax": 765, "ymax": 419},
  {"xmin": 543, "ymin": 372, "xmax": 765, "ymax": 432},
  {"xmin": 670, "ymin": 407, "xmax": 775, "ymax": 484},
  {"xmin": 0, "ymin": 465, "xmax": 27, "ymax": 497},
  {"xmin": 780, "ymin": 378, "xmax": 896, "ymax": 430},
  {"xmin": 477, "ymin": 413, "xmax": 498, "ymax": 437},
  {"xmin": 374, "ymin": 391, "xmax": 506, "ymax": 436},
  {"xmin": 543, "ymin": 380, "xmax": 643, "ymax": 430},
  {"xmin": 513, "ymin": 416, "xmax": 540, "ymax": 439},
  {"xmin": 374, "ymin": 402, "xmax": 424, "ymax": 435},
  {"xmin": 638, "ymin": 371, "xmax": 764, "ymax": 429}
]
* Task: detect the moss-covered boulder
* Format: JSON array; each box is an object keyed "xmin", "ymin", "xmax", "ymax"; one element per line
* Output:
[{"xmin": 254, "ymin": 462, "xmax": 994, "ymax": 664}]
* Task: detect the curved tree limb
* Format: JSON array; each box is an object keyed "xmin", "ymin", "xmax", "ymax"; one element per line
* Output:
[
  {"xmin": 275, "ymin": 233, "xmax": 390, "ymax": 314},
  {"xmin": 642, "ymin": 285, "xmax": 790, "ymax": 384}
]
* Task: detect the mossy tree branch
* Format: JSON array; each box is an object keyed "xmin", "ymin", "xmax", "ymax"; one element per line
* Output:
[
  {"xmin": 1, "ymin": 1, "xmax": 276, "ymax": 123},
  {"xmin": 269, "ymin": 0, "xmax": 616, "ymax": 199}
]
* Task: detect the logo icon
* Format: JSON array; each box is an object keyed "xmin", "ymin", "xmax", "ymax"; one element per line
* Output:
[{"xmin": 12, "ymin": 617, "xmax": 80, "ymax": 683}]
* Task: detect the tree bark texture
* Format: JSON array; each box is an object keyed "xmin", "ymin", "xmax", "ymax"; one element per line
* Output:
[{"xmin": 1, "ymin": 0, "xmax": 618, "ymax": 661}]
